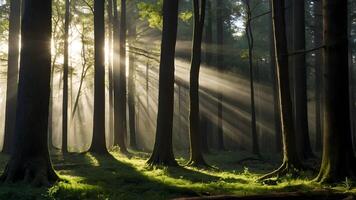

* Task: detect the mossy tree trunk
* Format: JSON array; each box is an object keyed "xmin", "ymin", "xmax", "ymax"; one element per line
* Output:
[
  {"xmin": 147, "ymin": 0, "xmax": 179, "ymax": 166},
  {"xmin": 188, "ymin": 0, "xmax": 208, "ymax": 167},
  {"xmin": 315, "ymin": 0, "xmax": 356, "ymax": 183},
  {"xmin": 89, "ymin": 0, "xmax": 108, "ymax": 154},
  {"xmin": 260, "ymin": 0, "xmax": 303, "ymax": 180},
  {"xmin": 0, "ymin": 0, "xmax": 59, "ymax": 186}
]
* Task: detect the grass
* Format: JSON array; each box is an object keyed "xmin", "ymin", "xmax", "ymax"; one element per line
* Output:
[{"xmin": 0, "ymin": 150, "xmax": 354, "ymax": 200}]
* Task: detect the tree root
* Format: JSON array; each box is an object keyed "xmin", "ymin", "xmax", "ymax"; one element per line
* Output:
[
  {"xmin": 258, "ymin": 161, "xmax": 300, "ymax": 181},
  {"xmin": 0, "ymin": 157, "xmax": 59, "ymax": 187}
]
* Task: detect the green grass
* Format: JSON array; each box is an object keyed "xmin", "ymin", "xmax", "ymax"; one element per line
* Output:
[{"xmin": 0, "ymin": 150, "xmax": 354, "ymax": 200}]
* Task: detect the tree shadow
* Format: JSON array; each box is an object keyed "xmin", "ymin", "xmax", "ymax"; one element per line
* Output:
[{"xmin": 54, "ymin": 153, "xmax": 199, "ymax": 199}]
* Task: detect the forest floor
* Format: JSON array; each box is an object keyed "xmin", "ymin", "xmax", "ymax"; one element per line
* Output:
[{"xmin": 0, "ymin": 150, "xmax": 355, "ymax": 200}]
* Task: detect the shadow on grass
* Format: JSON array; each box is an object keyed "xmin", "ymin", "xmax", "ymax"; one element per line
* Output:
[{"xmin": 53, "ymin": 153, "xmax": 200, "ymax": 200}]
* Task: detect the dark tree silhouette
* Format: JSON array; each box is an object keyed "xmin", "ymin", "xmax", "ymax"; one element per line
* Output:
[
  {"xmin": 62, "ymin": 0, "xmax": 70, "ymax": 154},
  {"xmin": 2, "ymin": 0, "xmax": 21, "ymax": 154},
  {"xmin": 292, "ymin": 0, "xmax": 314, "ymax": 160},
  {"xmin": 188, "ymin": 0, "xmax": 208, "ymax": 167},
  {"xmin": 89, "ymin": 0, "xmax": 108, "ymax": 154},
  {"xmin": 260, "ymin": 0, "xmax": 302, "ymax": 180},
  {"xmin": 147, "ymin": 0, "xmax": 179, "ymax": 166},
  {"xmin": 0, "ymin": 0, "xmax": 59, "ymax": 186},
  {"xmin": 244, "ymin": 0, "xmax": 259, "ymax": 156},
  {"xmin": 315, "ymin": 0, "xmax": 356, "ymax": 183}
]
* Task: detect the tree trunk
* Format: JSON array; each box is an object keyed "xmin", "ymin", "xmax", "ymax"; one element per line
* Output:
[
  {"xmin": 315, "ymin": 0, "xmax": 356, "ymax": 183},
  {"xmin": 269, "ymin": 6, "xmax": 282, "ymax": 153},
  {"xmin": 313, "ymin": 0, "xmax": 323, "ymax": 152},
  {"xmin": 201, "ymin": 0, "xmax": 213, "ymax": 154},
  {"xmin": 62, "ymin": 0, "xmax": 70, "ymax": 154},
  {"xmin": 216, "ymin": 0, "xmax": 225, "ymax": 150},
  {"xmin": 113, "ymin": 0, "xmax": 128, "ymax": 154},
  {"xmin": 0, "ymin": 0, "xmax": 59, "ymax": 186},
  {"xmin": 2, "ymin": 0, "xmax": 21, "ymax": 154},
  {"xmin": 147, "ymin": 0, "xmax": 179, "ymax": 166},
  {"xmin": 188, "ymin": 0, "xmax": 207, "ymax": 166},
  {"xmin": 128, "ymin": 0, "xmax": 137, "ymax": 149},
  {"xmin": 107, "ymin": 0, "xmax": 114, "ymax": 147},
  {"xmin": 260, "ymin": 0, "xmax": 302, "ymax": 180},
  {"xmin": 292, "ymin": 0, "xmax": 314, "ymax": 160},
  {"xmin": 89, "ymin": 0, "xmax": 108, "ymax": 154},
  {"xmin": 244, "ymin": 0, "xmax": 260, "ymax": 156}
]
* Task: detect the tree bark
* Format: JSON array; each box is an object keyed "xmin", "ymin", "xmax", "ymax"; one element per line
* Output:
[
  {"xmin": 2, "ymin": 0, "xmax": 21, "ymax": 154},
  {"xmin": 292, "ymin": 0, "xmax": 314, "ymax": 160},
  {"xmin": 0, "ymin": 0, "xmax": 59, "ymax": 186},
  {"xmin": 188, "ymin": 0, "xmax": 207, "ymax": 166},
  {"xmin": 147, "ymin": 0, "xmax": 179, "ymax": 166},
  {"xmin": 315, "ymin": 0, "xmax": 356, "ymax": 183},
  {"xmin": 89, "ymin": 0, "xmax": 108, "ymax": 154},
  {"xmin": 260, "ymin": 0, "xmax": 302, "ymax": 180}
]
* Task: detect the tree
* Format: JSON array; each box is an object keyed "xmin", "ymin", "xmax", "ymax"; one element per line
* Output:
[
  {"xmin": 312, "ymin": 0, "xmax": 323, "ymax": 152},
  {"xmin": 89, "ymin": 0, "xmax": 108, "ymax": 154},
  {"xmin": 147, "ymin": 0, "xmax": 179, "ymax": 166},
  {"xmin": 315, "ymin": 0, "xmax": 356, "ymax": 183},
  {"xmin": 128, "ymin": 0, "xmax": 137, "ymax": 149},
  {"xmin": 216, "ymin": 0, "xmax": 225, "ymax": 150},
  {"xmin": 2, "ymin": 0, "xmax": 21, "ymax": 154},
  {"xmin": 260, "ymin": 0, "xmax": 302, "ymax": 180},
  {"xmin": 188, "ymin": 0, "xmax": 207, "ymax": 166},
  {"xmin": 107, "ymin": 0, "xmax": 114, "ymax": 144},
  {"xmin": 244, "ymin": 0, "xmax": 259, "ymax": 156},
  {"xmin": 62, "ymin": 0, "xmax": 70, "ymax": 154},
  {"xmin": 292, "ymin": 0, "xmax": 314, "ymax": 160},
  {"xmin": 0, "ymin": 0, "xmax": 59, "ymax": 185}
]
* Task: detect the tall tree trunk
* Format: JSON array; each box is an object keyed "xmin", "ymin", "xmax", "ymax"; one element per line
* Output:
[
  {"xmin": 188, "ymin": 0, "xmax": 207, "ymax": 166},
  {"xmin": 201, "ymin": 0, "xmax": 213, "ymax": 154},
  {"xmin": 269, "ymin": 7, "xmax": 282, "ymax": 153},
  {"xmin": 62, "ymin": 0, "xmax": 70, "ymax": 154},
  {"xmin": 147, "ymin": 0, "xmax": 179, "ymax": 166},
  {"xmin": 2, "ymin": 0, "xmax": 21, "ymax": 154},
  {"xmin": 216, "ymin": 0, "xmax": 225, "ymax": 150},
  {"xmin": 292, "ymin": 0, "xmax": 314, "ymax": 160},
  {"xmin": 315, "ymin": 0, "xmax": 356, "ymax": 183},
  {"xmin": 244, "ymin": 0, "xmax": 259, "ymax": 156},
  {"xmin": 113, "ymin": 0, "xmax": 128, "ymax": 154},
  {"xmin": 89, "ymin": 0, "xmax": 108, "ymax": 154},
  {"xmin": 107, "ymin": 0, "xmax": 114, "ymax": 147},
  {"xmin": 0, "ymin": 0, "xmax": 59, "ymax": 185},
  {"xmin": 313, "ymin": 0, "xmax": 323, "ymax": 152},
  {"xmin": 260, "ymin": 0, "xmax": 302, "ymax": 180},
  {"xmin": 128, "ymin": 0, "xmax": 137, "ymax": 149}
]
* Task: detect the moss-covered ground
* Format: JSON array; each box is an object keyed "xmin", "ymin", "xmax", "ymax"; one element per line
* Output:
[{"xmin": 0, "ymin": 150, "xmax": 354, "ymax": 200}]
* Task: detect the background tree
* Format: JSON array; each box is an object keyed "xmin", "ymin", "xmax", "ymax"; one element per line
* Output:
[
  {"xmin": 2, "ymin": 0, "xmax": 21, "ymax": 154},
  {"xmin": 0, "ymin": 0, "xmax": 58, "ymax": 185}
]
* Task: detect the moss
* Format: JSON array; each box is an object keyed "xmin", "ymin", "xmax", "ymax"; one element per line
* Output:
[{"xmin": 0, "ymin": 150, "xmax": 354, "ymax": 200}]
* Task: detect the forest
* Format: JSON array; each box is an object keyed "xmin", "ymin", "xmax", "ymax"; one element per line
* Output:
[{"xmin": 0, "ymin": 0, "xmax": 355, "ymax": 199}]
